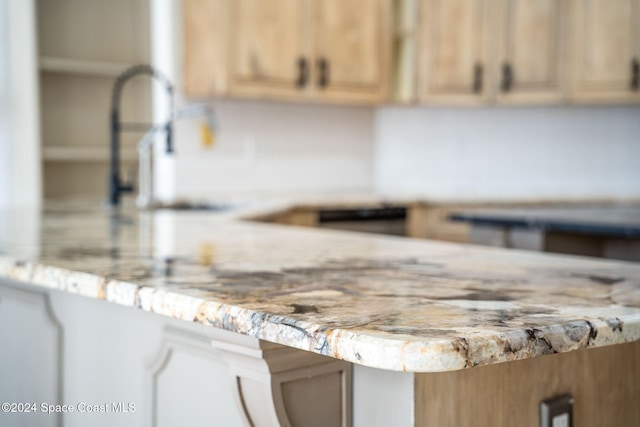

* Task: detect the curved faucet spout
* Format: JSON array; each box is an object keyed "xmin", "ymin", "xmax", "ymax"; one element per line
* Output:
[{"xmin": 109, "ymin": 65, "xmax": 174, "ymax": 206}]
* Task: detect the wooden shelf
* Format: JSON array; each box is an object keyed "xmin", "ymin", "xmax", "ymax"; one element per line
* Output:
[
  {"xmin": 43, "ymin": 146, "xmax": 137, "ymax": 162},
  {"xmin": 39, "ymin": 56, "xmax": 136, "ymax": 78}
]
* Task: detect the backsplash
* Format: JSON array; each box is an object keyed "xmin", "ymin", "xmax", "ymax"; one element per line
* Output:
[
  {"xmin": 375, "ymin": 105, "xmax": 640, "ymax": 201},
  {"xmin": 168, "ymin": 102, "xmax": 640, "ymax": 202},
  {"xmin": 171, "ymin": 99, "xmax": 375, "ymax": 198}
]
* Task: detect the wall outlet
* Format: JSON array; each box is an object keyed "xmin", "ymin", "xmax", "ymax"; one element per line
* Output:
[{"xmin": 540, "ymin": 394, "xmax": 573, "ymax": 427}]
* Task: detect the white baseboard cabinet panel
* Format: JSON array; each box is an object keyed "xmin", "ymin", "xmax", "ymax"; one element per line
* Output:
[
  {"xmin": 147, "ymin": 327, "xmax": 246, "ymax": 427},
  {"xmin": 50, "ymin": 287, "xmax": 163, "ymax": 427},
  {"xmin": 0, "ymin": 283, "xmax": 63, "ymax": 427},
  {"xmin": 352, "ymin": 365, "xmax": 414, "ymax": 427},
  {"xmin": 2, "ymin": 279, "xmax": 392, "ymax": 427}
]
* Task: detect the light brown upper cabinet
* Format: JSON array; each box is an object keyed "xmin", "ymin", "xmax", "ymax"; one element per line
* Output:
[
  {"xmin": 418, "ymin": 0, "xmax": 567, "ymax": 105},
  {"xmin": 418, "ymin": 0, "xmax": 492, "ymax": 105},
  {"xmin": 311, "ymin": 0, "xmax": 391, "ymax": 103},
  {"xmin": 229, "ymin": 0, "xmax": 309, "ymax": 100},
  {"xmin": 185, "ymin": 0, "xmax": 640, "ymax": 105},
  {"xmin": 495, "ymin": 0, "xmax": 566, "ymax": 103},
  {"xmin": 183, "ymin": 0, "xmax": 230, "ymax": 97},
  {"xmin": 569, "ymin": 0, "xmax": 640, "ymax": 103},
  {"xmin": 183, "ymin": 0, "xmax": 392, "ymax": 105}
]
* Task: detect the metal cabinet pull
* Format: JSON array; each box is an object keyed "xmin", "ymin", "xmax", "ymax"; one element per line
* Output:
[
  {"xmin": 295, "ymin": 57, "xmax": 308, "ymax": 88},
  {"xmin": 632, "ymin": 58, "xmax": 640, "ymax": 91},
  {"xmin": 501, "ymin": 63, "xmax": 513, "ymax": 92},
  {"xmin": 317, "ymin": 58, "xmax": 329, "ymax": 88},
  {"xmin": 473, "ymin": 63, "xmax": 483, "ymax": 93}
]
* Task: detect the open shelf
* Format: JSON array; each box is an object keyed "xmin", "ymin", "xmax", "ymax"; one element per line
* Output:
[
  {"xmin": 39, "ymin": 56, "xmax": 135, "ymax": 78},
  {"xmin": 37, "ymin": 0, "xmax": 150, "ymax": 198},
  {"xmin": 43, "ymin": 145, "xmax": 137, "ymax": 162}
]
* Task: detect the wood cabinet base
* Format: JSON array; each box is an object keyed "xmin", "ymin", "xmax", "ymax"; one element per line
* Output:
[{"xmin": 416, "ymin": 341, "xmax": 640, "ymax": 427}]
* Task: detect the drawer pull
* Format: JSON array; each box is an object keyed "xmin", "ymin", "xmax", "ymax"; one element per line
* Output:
[
  {"xmin": 473, "ymin": 63, "xmax": 483, "ymax": 93},
  {"xmin": 295, "ymin": 57, "xmax": 308, "ymax": 88},
  {"xmin": 501, "ymin": 63, "xmax": 513, "ymax": 92},
  {"xmin": 318, "ymin": 57, "xmax": 329, "ymax": 88}
]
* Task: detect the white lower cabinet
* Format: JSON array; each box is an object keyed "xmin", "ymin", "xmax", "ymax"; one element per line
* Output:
[{"xmin": 0, "ymin": 280, "xmax": 413, "ymax": 427}]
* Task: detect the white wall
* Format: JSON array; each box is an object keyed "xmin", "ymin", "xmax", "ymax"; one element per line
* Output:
[
  {"xmin": 0, "ymin": 0, "xmax": 41, "ymax": 209},
  {"xmin": 172, "ymin": 100, "xmax": 375, "ymax": 198},
  {"xmin": 375, "ymin": 105, "xmax": 640, "ymax": 201}
]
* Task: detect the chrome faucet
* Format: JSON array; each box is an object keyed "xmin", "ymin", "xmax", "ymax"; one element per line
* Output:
[
  {"xmin": 109, "ymin": 65, "xmax": 174, "ymax": 206},
  {"xmin": 135, "ymin": 104, "xmax": 218, "ymax": 208}
]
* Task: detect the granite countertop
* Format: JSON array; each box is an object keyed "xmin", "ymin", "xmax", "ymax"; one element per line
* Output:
[
  {"xmin": 450, "ymin": 206, "xmax": 640, "ymax": 238},
  {"xmin": 1, "ymin": 198, "xmax": 639, "ymax": 372}
]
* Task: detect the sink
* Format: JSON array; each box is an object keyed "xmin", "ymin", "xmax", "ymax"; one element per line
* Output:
[{"xmin": 143, "ymin": 200, "xmax": 237, "ymax": 212}]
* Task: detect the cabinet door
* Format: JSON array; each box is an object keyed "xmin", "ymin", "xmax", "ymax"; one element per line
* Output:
[
  {"xmin": 183, "ymin": 0, "xmax": 229, "ymax": 97},
  {"xmin": 418, "ymin": 0, "xmax": 492, "ymax": 104},
  {"xmin": 311, "ymin": 0, "xmax": 391, "ymax": 104},
  {"xmin": 228, "ymin": 0, "xmax": 311, "ymax": 100},
  {"xmin": 570, "ymin": 0, "xmax": 640, "ymax": 102},
  {"xmin": 496, "ymin": 0, "xmax": 566, "ymax": 104}
]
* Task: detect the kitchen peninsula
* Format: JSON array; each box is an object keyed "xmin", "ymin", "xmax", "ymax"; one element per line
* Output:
[
  {"xmin": 1, "ymin": 198, "xmax": 639, "ymax": 427},
  {"xmin": 451, "ymin": 206, "xmax": 640, "ymax": 262}
]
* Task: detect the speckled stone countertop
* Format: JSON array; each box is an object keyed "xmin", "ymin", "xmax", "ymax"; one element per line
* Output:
[{"xmin": 1, "ymin": 198, "xmax": 639, "ymax": 372}]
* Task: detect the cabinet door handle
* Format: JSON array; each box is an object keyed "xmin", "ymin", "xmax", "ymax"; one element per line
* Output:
[
  {"xmin": 295, "ymin": 57, "xmax": 308, "ymax": 88},
  {"xmin": 501, "ymin": 63, "xmax": 513, "ymax": 92},
  {"xmin": 473, "ymin": 63, "xmax": 483, "ymax": 93},
  {"xmin": 632, "ymin": 58, "xmax": 640, "ymax": 91},
  {"xmin": 317, "ymin": 58, "xmax": 329, "ymax": 88}
]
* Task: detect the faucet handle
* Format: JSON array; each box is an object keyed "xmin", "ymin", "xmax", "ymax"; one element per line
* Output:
[
  {"xmin": 119, "ymin": 183, "xmax": 134, "ymax": 193},
  {"xmin": 120, "ymin": 165, "xmax": 136, "ymax": 193}
]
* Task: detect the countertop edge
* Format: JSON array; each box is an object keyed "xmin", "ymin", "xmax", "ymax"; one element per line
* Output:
[{"xmin": 2, "ymin": 256, "xmax": 639, "ymax": 373}]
